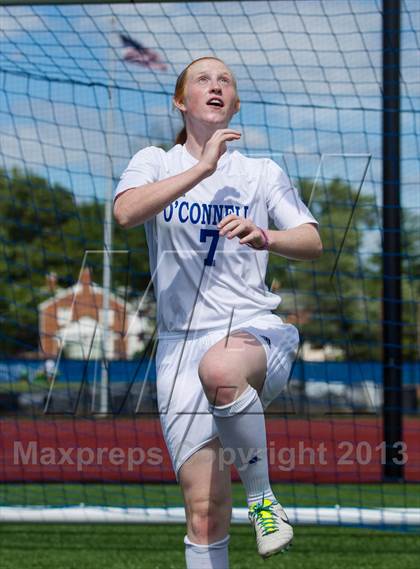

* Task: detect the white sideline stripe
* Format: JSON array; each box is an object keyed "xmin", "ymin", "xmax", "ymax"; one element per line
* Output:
[{"xmin": 1, "ymin": 507, "xmax": 419, "ymax": 526}]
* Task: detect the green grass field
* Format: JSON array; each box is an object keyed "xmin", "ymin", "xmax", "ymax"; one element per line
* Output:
[
  {"xmin": 1, "ymin": 483, "xmax": 419, "ymax": 568},
  {"xmin": 1, "ymin": 524, "xmax": 419, "ymax": 569},
  {"xmin": 2, "ymin": 482, "xmax": 420, "ymax": 509}
]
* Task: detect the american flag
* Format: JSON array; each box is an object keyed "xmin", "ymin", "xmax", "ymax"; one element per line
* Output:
[{"xmin": 120, "ymin": 34, "xmax": 168, "ymax": 71}]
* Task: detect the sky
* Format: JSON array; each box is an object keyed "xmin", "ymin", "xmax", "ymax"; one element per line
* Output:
[{"xmin": 0, "ymin": 0, "xmax": 419, "ymax": 213}]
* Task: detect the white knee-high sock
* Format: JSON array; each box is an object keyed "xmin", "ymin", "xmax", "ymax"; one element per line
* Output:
[
  {"xmin": 184, "ymin": 535, "xmax": 229, "ymax": 569},
  {"xmin": 210, "ymin": 385, "xmax": 275, "ymax": 507}
]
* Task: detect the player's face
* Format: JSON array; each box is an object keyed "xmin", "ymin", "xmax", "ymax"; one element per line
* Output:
[{"xmin": 177, "ymin": 60, "xmax": 240, "ymax": 127}]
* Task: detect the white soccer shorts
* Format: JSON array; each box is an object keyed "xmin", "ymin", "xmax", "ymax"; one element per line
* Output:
[{"xmin": 155, "ymin": 312, "xmax": 299, "ymax": 476}]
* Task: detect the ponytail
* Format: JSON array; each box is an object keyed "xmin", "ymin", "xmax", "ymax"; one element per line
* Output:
[{"xmin": 175, "ymin": 126, "xmax": 187, "ymax": 145}]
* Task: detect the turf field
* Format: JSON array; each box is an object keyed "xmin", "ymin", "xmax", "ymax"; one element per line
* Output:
[
  {"xmin": 2, "ymin": 482, "xmax": 420, "ymax": 508},
  {"xmin": 1, "ymin": 524, "xmax": 419, "ymax": 569},
  {"xmin": 1, "ymin": 483, "xmax": 419, "ymax": 568}
]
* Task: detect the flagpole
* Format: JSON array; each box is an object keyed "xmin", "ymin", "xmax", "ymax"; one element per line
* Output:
[{"xmin": 100, "ymin": 16, "xmax": 116, "ymax": 415}]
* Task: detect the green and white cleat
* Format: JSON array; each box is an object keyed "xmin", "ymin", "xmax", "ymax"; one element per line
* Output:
[{"xmin": 248, "ymin": 498, "xmax": 293, "ymax": 559}]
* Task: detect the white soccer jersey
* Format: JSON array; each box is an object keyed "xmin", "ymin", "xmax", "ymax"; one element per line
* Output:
[{"xmin": 115, "ymin": 144, "xmax": 317, "ymax": 338}]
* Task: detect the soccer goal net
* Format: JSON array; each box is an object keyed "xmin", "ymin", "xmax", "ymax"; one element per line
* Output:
[{"xmin": 0, "ymin": 0, "xmax": 419, "ymax": 529}]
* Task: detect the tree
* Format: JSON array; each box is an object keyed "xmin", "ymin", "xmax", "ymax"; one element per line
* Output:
[
  {"xmin": 267, "ymin": 177, "xmax": 381, "ymax": 359},
  {"xmin": 0, "ymin": 167, "xmax": 150, "ymax": 356},
  {"xmin": 367, "ymin": 210, "xmax": 420, "ymax": 360}
]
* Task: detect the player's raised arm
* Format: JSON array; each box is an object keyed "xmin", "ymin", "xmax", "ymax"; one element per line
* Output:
[
  {"xmin": 113, "ymin": 129, "xmax": 240, "ymax": 228},
  {"xmin": 113, "ymin": 162, "xmax": 209, "ymax": 229}
]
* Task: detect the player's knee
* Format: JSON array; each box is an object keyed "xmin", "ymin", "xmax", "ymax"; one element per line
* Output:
[
  {"xmin": 198, "ymin": 359, "xmax": 241, "ymax": 405},
  {"xmin": 188, "ymin": 499, "xmax": 229, "ymax": 543}
]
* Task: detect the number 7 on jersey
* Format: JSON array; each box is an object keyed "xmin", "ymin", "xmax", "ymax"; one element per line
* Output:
[{"xmin": 200, "ymin": 228, "xmax": 219, "ymax": 266}]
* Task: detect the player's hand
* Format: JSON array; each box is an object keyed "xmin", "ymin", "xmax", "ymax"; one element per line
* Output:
[
  {"xmin": 217, "ymin": 214, "xmax": 266, "ymax": 249},
  {"xmin": 199, "ymin": 129, "xmax": 241, "ymax": 175}
]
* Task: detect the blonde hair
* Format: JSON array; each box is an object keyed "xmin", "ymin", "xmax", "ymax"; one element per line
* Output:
[{"xmin": 173, "ymin": 56, "xmax": 239, "ymax": 145}]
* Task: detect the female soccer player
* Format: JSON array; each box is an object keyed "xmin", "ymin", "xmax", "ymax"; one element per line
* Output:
[{"xmin": 114, "ymin": 57, "xmax": 322, "ymax": 568}]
